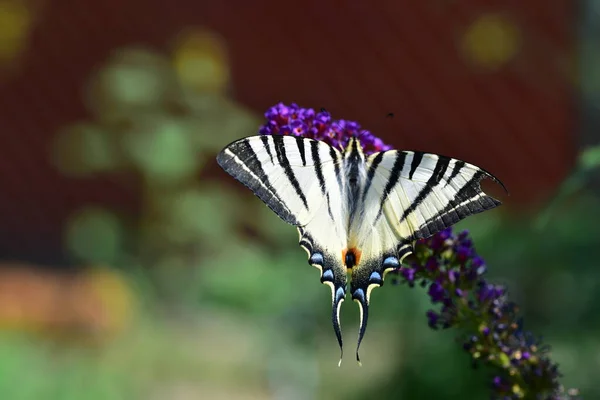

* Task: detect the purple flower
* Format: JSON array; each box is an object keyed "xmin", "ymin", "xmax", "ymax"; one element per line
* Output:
[
  {"xmin": 456, "ymin": 245, "xmax": 473, "ymax": 263},
  {"xmin": 429, "ymin": 227, "xmax": 452, "ymax": 250},
  {"xmin": 399, "ymin": 266, "xmax": 416, "ymax": 287},
  {"xmin": 428, "ymin": 282, "xmax": 445, "ymax": 303},
  {"xmin": 402, "ymin": 227, "xmax": 580, "ymax": 400},
  {"xmin": 255, "ymin": 103, "xmax": 579, "ymax": 399},
  {"xmin": 258, "ymin": 102, "xmax": 392, "ymax": 155},
  {"xmin": 448, "ymin": 270, "xmax": 458, "ymax": 283},
  {"xmin": 426, "ymin": 310, "xmax": 440, "ymax": 329}
]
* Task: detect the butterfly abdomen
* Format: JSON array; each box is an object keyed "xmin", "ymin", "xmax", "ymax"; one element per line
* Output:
[{"xmin": 343, "ymin": 138, "xmax": 368, "ymax": 232}]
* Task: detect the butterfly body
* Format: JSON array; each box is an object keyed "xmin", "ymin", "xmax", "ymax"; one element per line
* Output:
[{"xmin": 217, "ymin": 134, "xmax": 505, "ymax": 365}]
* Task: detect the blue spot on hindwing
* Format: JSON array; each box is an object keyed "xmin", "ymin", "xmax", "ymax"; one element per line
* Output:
[
  {"xmin": 310, "ymin": 252, "xmax": 324, "ymax": 266},
  {"xmin": 322, "ymin": 269, "xmax": 334, "ymax": 281},
  {"xmin": 369, "ymin": 271, "xmax": 382, "ymax": 283},
  {"xmin": 335, "ymin": 287, "xmax": 345, "ymax": 302},
  {"xmin": 352, "ymin": 288, "xmax": 365, "ymax": 301},
  {"xmin": 383, "ymin": 256, "xmax": 400, "ymax": 269}
]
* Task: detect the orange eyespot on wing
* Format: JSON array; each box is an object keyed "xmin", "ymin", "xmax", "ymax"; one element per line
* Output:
[{"xmin": 342, "ymin": 247, "xmax": 362, "ymax": 269}]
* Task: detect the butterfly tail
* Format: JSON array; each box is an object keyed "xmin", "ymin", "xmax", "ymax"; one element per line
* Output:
[
  {"xmin": 331, "ymin": 285, "xmax": 345, "ymax": 366},
  {"xmin": 351, "ymin": 287, "xmax": 369, "ymax": 366},
  {"xmin": 350, "ymin": 256, "xmax": 396, "ymax": 366},
  {"xmin": 306, "ymin": 246, "xmax": 348, "ymax": 366}
]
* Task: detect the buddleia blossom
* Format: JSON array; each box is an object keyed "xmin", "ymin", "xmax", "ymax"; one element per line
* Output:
[
  {"xmin": 390, "ymin": 228, "xmax": 581, "ymax": 400},
  {"xmin": 258, "ymin": 102, "xmax": 579, "ymax": 399},
  {"xmin": 258, "ymin": 102, "xmax": 392, "ymax": 155}
]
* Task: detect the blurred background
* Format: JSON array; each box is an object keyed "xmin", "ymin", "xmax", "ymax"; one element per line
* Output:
[{"xmin": 0, "ymin": 0, "xmax": 598, "ymax": 399}]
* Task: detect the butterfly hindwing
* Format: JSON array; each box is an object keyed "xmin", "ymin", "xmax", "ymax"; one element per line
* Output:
[
  {"xmin": 217, "ymin": 135, "xmax": 349, "ymax": 361},
  {"xmin": 298, "ymin": 224, "xmax": 347, "ymax": 364}
]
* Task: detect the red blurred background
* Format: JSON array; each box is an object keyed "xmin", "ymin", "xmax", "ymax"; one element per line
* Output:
[{"xmin": 0, "ymin": 0, "xmax": 577, "ymax": 266}]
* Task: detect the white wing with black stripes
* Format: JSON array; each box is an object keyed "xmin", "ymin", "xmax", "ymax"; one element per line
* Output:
[
  {"xmin": 348, "ymin": 149, "xmax": 505, "ymax": 362},
  {"xmin": 217, "ymin": 134, "xmax": 505, "ymax": 366},
  {"xmin": 358, "ymin": 150, "xmax": 504, "ymax": 243},
  {"xmin": 216, "ymin": 135, "xmax": 350, "ymax": 361}
]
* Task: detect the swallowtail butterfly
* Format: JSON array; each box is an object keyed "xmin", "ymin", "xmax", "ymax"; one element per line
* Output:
[{"xmin": 217, "ymin": 134, "xmax": 505, "ymax": 365}]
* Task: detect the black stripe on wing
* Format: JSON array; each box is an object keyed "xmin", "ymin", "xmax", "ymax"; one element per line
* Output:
[
  {"xmin": 362, "ymin": 152, "xmax": 384, "ymax": 203},
  {"xmin": 217, "ymin": 139, "xmax": 299, "ymax": 225},
  {"xmin": 260, "ymin": 135, "xmax": 274, "ymax": 164},
  {"xmin": 399, "ymin": 154, "xmax": 505, "ymax": 241},
  {"xmin": 272, "ymin": 135, "xmax": 310, "ymax": 210},
  {"xmin": 444, "ymin": 160, "xmax": 465, "ymax": 188},
  {"xmin": 330, "ymin": 147, "xmax": 343, "ymax": 189},
  {"xmin": 310, "ymin": 140, "xmax": 336, "ymax": 222},
  {"xmin": 412, "ymin": 170, "xmax": 501, "ymax": 240},
  {"xmin": 398, "ymin": 155, "xmax": 451, "ymax": 236},
  {"xmin": 374, "ymin": 151, "xmax": 407, "ymax": 223},
  {"xmin": 408, "ymin": 152, "xmax": 423, "ymax": 180},
  {"xmin": 295, "ymin": 136, "xmax": 307, "ymax": 166}
]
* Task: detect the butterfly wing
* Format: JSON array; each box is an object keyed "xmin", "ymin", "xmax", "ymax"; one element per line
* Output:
[
  {"xmin": 217, "ymin": 135, "xmax": 349, "ymax": 361},
  {"xmin": 350, "ymin": 150, "xmax": 505, "ymax": 363}
]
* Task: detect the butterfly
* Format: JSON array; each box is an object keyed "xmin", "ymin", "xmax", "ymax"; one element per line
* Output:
[{"xmin": 217, "ymin": 134, "xmax": 505, "ymax": 365}]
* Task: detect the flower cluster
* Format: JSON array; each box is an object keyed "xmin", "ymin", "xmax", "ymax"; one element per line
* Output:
[
  {"xmin": 390, "ymin": 228, "xmax": 581, "ymax": 400},
  {"xmin": 258, "ymin": 102, "xmax": 392, "ymax": 155},
  {"xmin": 258, "ymin": 103, "xmax": 580, "ymax": 399}
]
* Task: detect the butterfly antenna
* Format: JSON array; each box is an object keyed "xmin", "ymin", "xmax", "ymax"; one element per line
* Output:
[{"xmin": 369, "ymin": 111, "xmax": 396, "ymax": 138}]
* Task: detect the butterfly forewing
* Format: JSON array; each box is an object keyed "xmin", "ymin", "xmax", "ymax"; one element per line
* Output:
[{"xmin": 359, "ymin": 150, "xmax": 503, "ymax": 245}]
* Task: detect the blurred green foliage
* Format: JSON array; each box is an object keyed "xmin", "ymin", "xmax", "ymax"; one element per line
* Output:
[{"xmin": 14, "ymin": 127, "xmax": 596, "ymax": 399}]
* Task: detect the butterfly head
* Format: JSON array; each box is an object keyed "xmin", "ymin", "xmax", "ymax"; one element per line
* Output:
[{"xmin": 343, "ymin": 137, "xmax": 366, "ymax": 161}]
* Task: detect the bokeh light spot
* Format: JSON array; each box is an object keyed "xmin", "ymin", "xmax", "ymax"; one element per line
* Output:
[
  {"xmin": 121, "ymin": 117, "xmax": 200, "ymax": 183},
  {"xmin": 578, "ymin": 145, "xmax": 600, "ymax": 170},
  {"xmin": 161, "ymin": 184, "xmax": 240, "ymax": 246},
  {"xmin": 86, "ymin": 47, "xmax": 176, "ymax": 121},
  {"xmin": 51, "ymin": 122, "xmax": 117, "ymax": 177},
  {"xmin": 80, "ymin": 267, "xmax": 135, "ymax": 335},
  {"xmin": 461, "ymin": 14, "xmax": 520, "ymax": 71},
  {"xmin": 65, "ymin": 207, "xmax": 124, "ymax": 265},
  {"xmin": 173, "ymin": 27, "xmax": 229, "ymax": 94},
  {"xmin": 0, "ymin": 0, "xmax": 32, "ymax": 65}
]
